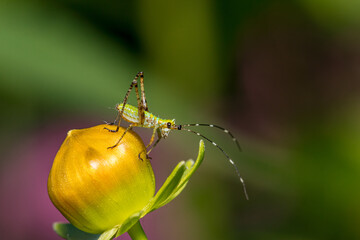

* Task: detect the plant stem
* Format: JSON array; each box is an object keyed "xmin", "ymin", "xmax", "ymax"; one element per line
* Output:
[{"xmin": 128, "ymin": 221, "xmax": 148, "ymax": 240}]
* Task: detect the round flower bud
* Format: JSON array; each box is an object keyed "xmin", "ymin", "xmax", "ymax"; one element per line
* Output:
[{"xmin": 48, "ymin": 125, "xmax": 155, "ymax": 234}]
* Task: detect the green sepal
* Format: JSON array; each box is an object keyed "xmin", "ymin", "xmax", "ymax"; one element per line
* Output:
[
  {"xmin": 142, "ymin": 161, "xmax": 187, "ymax": 215},
  {"xmin": 142, "ymin": 140, "xmax": 205, "ymax": 214},
  {"xmin": 116, "ymin": 212, "xmax": 141, "ymax": 237},
  {"xmin": 154, "ymin": 140, "xmax": 205, "ymax": 208},
  {"xmin": 98, "ymin": 227, "xmax": 119, "ymax": 240},
  {"xmin": 53, "ymin": 222, "xmax": 100, "ymax": 240}
]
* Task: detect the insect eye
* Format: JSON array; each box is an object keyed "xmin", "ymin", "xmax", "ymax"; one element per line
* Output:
[{"xmin": 167, "ymin": 122, "xmax": 171, "ymax": 128}]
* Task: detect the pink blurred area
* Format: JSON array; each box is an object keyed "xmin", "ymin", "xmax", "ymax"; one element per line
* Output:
[{"xmin": 0, "ymin": 123, "xmax": 69, "ymax": 240}]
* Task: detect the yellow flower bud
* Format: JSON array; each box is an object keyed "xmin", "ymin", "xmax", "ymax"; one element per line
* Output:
[{"xmin": 48, "ymin": 125, "xmax": 155, "ymax": 234}]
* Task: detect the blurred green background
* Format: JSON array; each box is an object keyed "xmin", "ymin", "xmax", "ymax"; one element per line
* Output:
[{"xmin": 1, "ymin": 0, "xmax": 360, "ymax": 239}]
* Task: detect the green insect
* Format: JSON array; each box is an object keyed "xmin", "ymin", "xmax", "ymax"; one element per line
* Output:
[{"xmin": 105, "ymin": 72, "xmax": 248, "ymax": 200}]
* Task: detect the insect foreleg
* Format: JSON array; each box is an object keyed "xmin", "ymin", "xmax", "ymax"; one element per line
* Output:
[
  {"xmin": 146, "ymin": 128, "xmax": 163, "ymax": 155},
  {"xmin": 146, "ymin": 136, "xmax": 162, "ymax": 155},
  {"xmin": 146, "ymin": 127, "xmax": 158, "ymax": 149},
  {"xmin": 137, "ymin": 128, "xmax": 161, "ymax": 160}
]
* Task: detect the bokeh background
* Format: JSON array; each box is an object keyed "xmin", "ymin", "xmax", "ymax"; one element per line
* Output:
[{"xmin": 1, "ymin": 0, "xmax": 360, "ymax": 239}]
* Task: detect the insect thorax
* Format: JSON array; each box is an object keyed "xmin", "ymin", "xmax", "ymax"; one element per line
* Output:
[{"xmin": 117, "ymin": 103, "xmax": 175, "ymax": 138}]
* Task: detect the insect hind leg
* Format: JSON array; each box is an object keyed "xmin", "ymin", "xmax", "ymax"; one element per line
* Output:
[
  {"xmin": 139, "ymin": 72, "xmax": 149, "ymax": 112},
  {"xmin": 111, "ymin": 72, "xmax": 143, "ymax": 133},
  {"xmin": 134, "ymin": 72, "xmax": 148, "ymax": 125}
]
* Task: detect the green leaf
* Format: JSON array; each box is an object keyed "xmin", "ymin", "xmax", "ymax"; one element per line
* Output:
[{"xmin": 53, "ymin": 222, "xmax": 100, "ymax": 240}]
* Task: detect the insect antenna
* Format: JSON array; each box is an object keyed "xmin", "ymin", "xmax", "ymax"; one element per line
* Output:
[
  {"xmin": 182, "ymin": 124, "xmax": 242, "ymax": 151},
  {"xmin": 181, "ymin": 127, "xmax": 249, "ymax": 200}
]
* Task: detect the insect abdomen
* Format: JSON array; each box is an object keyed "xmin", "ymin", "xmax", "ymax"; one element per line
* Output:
[
  {"xmin": 117, "ymin": 103, "xmax": 160, "ymax": 128},
  {"xmin": 116, "ymin": 103, "xmax": 140, "ymax": 124}
]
